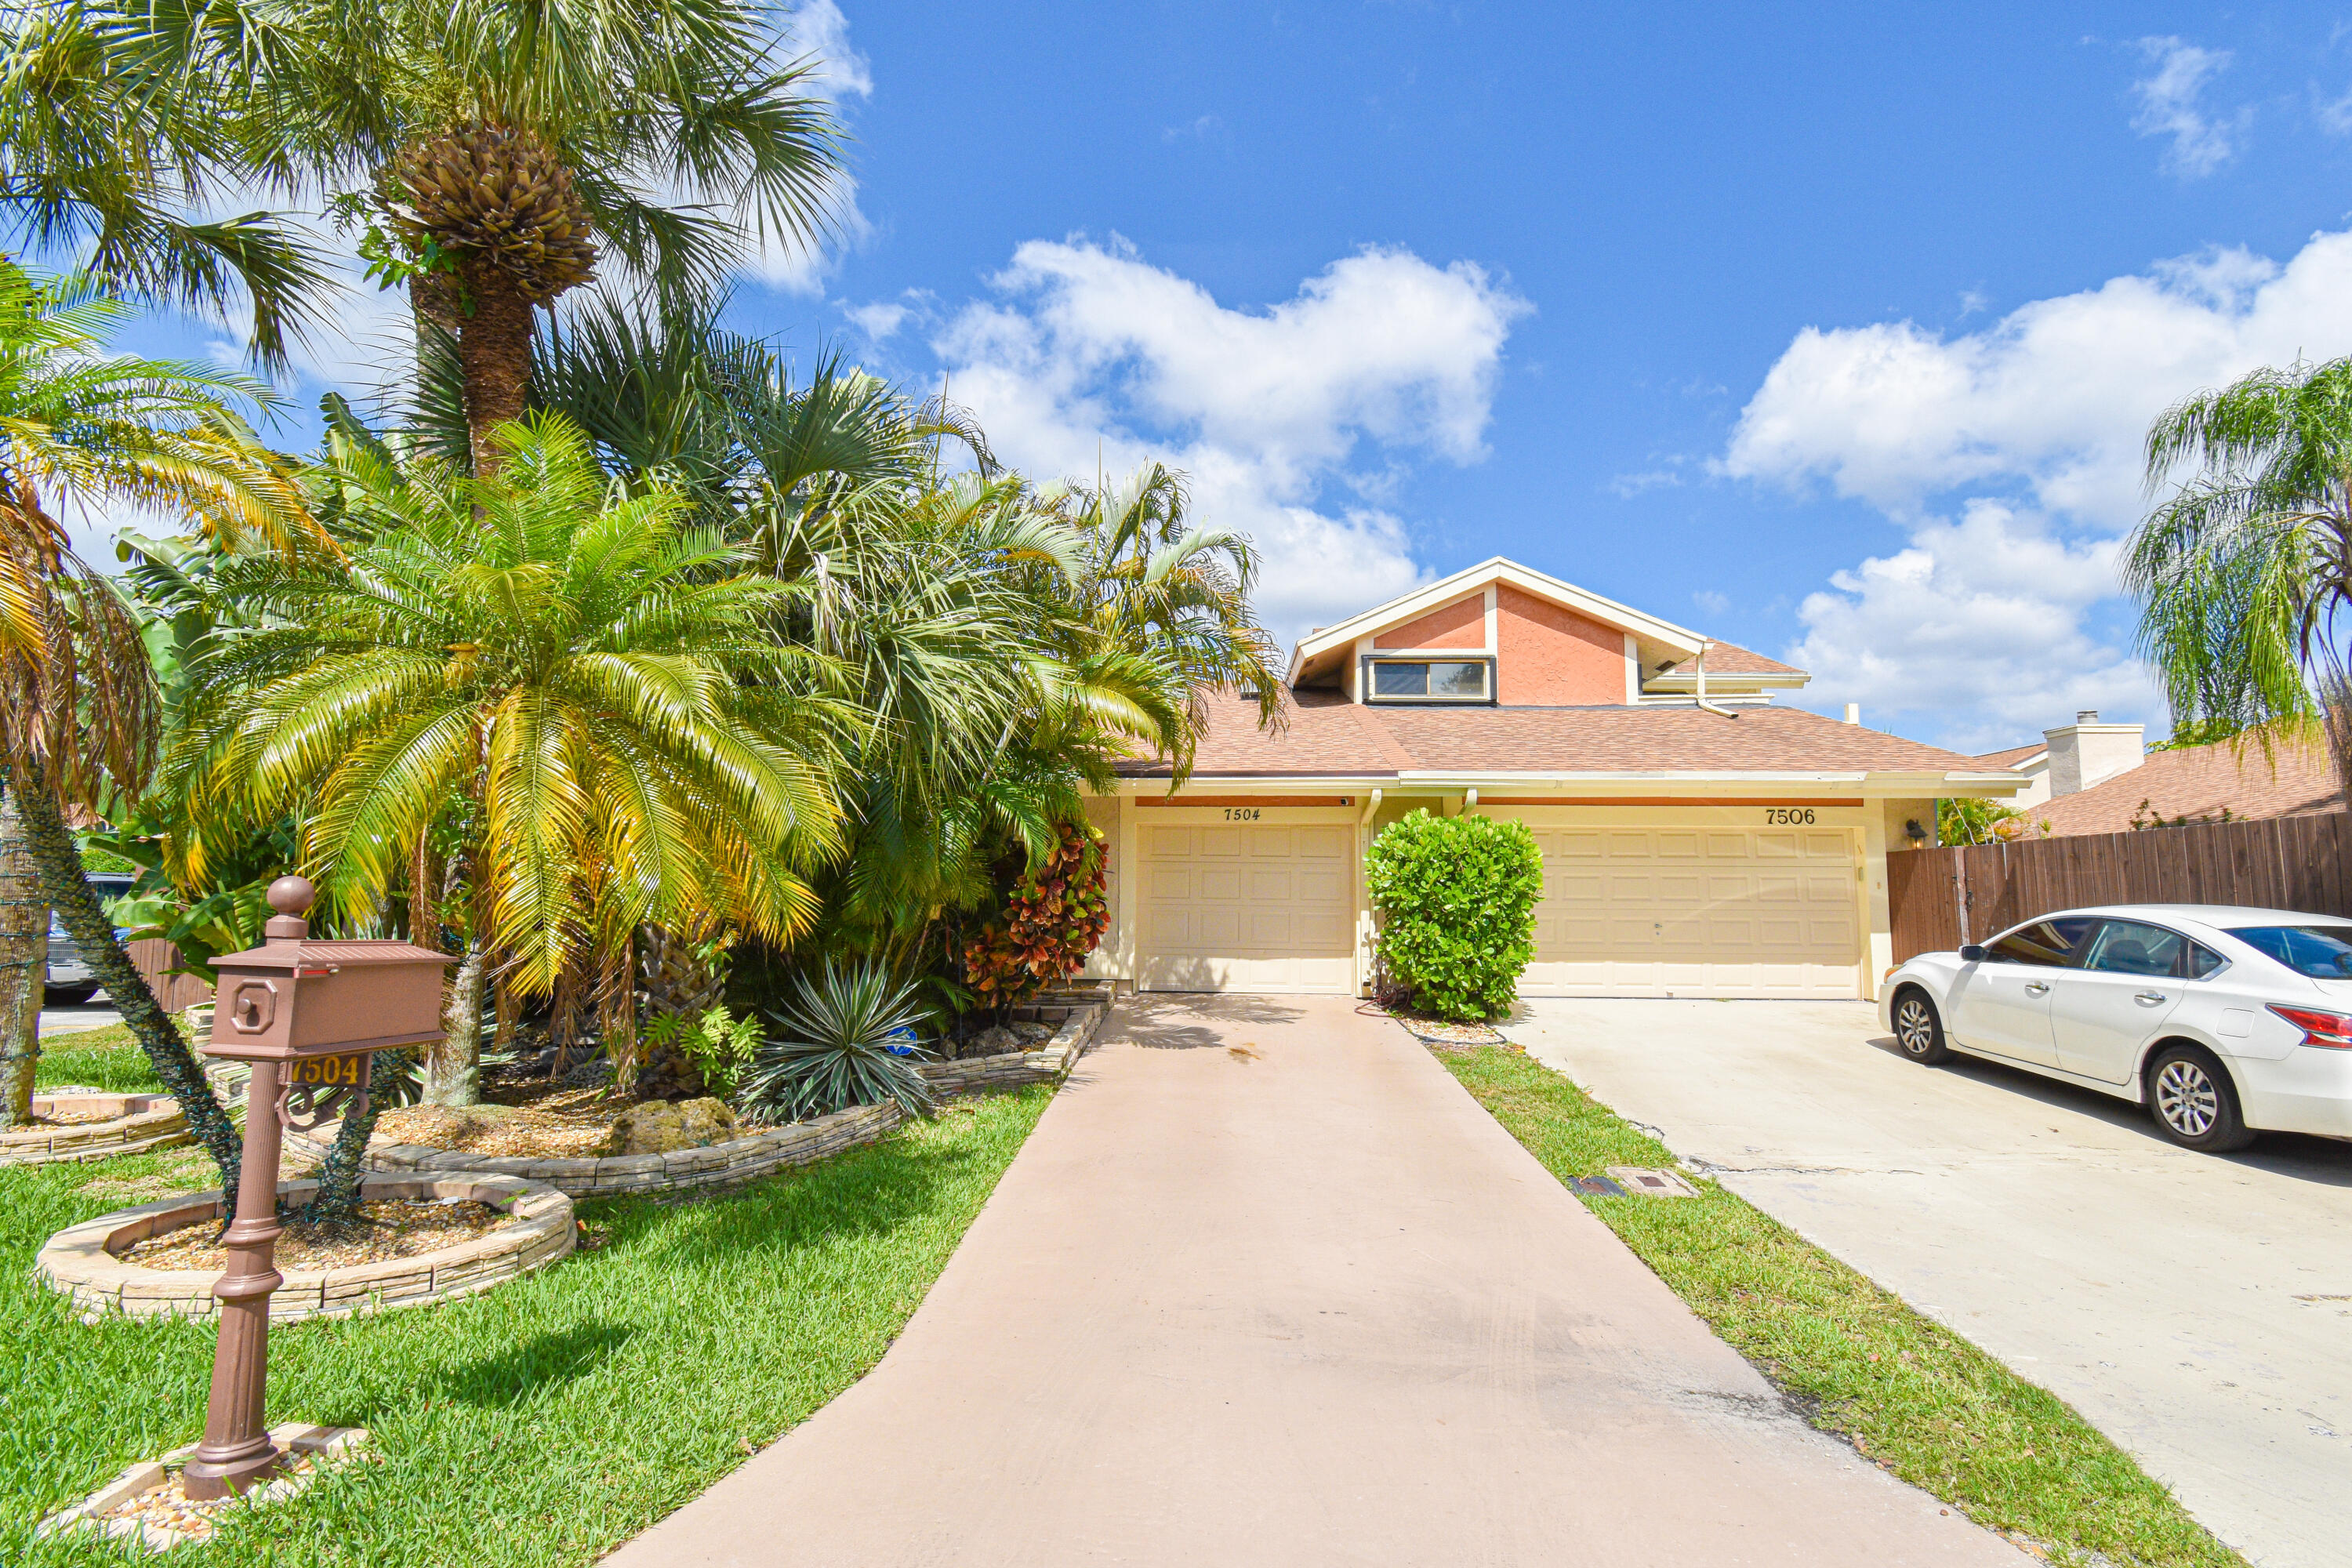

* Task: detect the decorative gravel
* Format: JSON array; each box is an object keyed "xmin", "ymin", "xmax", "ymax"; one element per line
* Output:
[
  {"xmin": 372, "ymin": 1102, "xmax": 613, "ymax": 1160},
  {"xmin": 93, "ymin": 1455, "xmax": 328, "ymax": 1542},
  {"xmin": 120, "ymin": 1198, "xmax": 514, "ymax": 1272},
  {"xmin": 1372, "ymin": 1009, "xmax": 1514, "ymax": 1047}
]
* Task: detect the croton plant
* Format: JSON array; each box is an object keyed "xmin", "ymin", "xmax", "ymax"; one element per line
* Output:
[{"xmin": 961, "ymin": 820, "xmax": 1111, "ymax": 1008}]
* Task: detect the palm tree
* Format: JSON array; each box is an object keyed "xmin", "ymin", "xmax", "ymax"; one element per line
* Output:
[
  {"xmin": 1045, "ymin": 462, "xmax": 1287, "ymax": 776},
  {"xmin": 2127, "ymin": 357, "xmax": 2352, "ymax": 776},
  {"xmin": 1, "ymin": 1, "xmax": 333, "ymax": 371},
  {"xmin": 0, "ymin": 259, "xmax": 304, "ymax": 1174},
  {"xmin": 170, "ymin": 412, "xmax": 849, "ymax": 1106},
  {"xmin": 89, "ymin": 0, "xmax": 849, "ymax": 474}
]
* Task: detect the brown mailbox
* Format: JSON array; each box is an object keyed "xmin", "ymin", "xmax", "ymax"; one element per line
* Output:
[{"xmin": 185, "ymin": 876, "xmax": 454, "ymax": 1501}]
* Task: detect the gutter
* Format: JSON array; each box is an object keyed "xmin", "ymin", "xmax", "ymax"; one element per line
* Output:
[{"xmin": 1693, "ymin": 641, "xmax": 1737, "ymax": 720}]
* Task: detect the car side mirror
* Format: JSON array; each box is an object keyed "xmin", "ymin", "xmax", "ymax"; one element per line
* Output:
[{"xmin": 1958, "ymin": 944, "xmax": 1987, "ymax": 963}]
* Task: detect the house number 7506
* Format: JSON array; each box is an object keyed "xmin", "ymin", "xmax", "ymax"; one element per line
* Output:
[{"xmin": 1762, "ymin": 808, "xmax": 1816, "ymax": 825}]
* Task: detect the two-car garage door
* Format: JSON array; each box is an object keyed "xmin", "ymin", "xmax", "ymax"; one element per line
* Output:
[
  {"xmin": 1127, "ymin": 806, "xmax": 1865, "ymax": 1000},
  {"xmin": 1502, "ymin": 818, "xmax": 1862, "ymax": 999}
]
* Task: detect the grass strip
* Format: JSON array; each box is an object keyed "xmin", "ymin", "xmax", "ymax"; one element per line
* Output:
[
  {"xmin": 32, "ymin": 1022, "xmax": 162, "ymax": 1095},
  {"xmin": 2, "ymin": 1083, "xmax": 1051, "ymax": 1566},
  {"xmin": 1433, "ymin": 1041, "xmax": 2241, "ymax": 1568}
]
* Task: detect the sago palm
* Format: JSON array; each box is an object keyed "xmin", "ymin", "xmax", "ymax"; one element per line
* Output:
[
  {"xmin": 0, "ymin": 258, "xmax": 303, "ymax": 1176},
  {"xmin": 2127, "ymin": 357, "xmax": 2352, "ymax": 776},
  {"xmin": 172, "ymin": 412, "xmax": 849, "ymax": 1104}
]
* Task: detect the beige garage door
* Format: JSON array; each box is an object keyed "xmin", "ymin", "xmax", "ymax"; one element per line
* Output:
[
  {"xmin": 1137, "ymin": 820, "xmax": 1356, "ymax": 993},
  {"xmin": 1518, "ymin": 825, "xmax": 1860, "ymax": 998}
]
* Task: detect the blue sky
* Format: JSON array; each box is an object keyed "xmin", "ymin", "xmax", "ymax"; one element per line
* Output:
[{"xmin": 74, "ymin": 2, "xmax": 2352, "ymax": 753}]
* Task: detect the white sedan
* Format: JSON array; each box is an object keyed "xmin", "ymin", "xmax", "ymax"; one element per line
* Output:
[{"xmin": 1880, "ymin": 904, "xmax": 2352, "ymax": 1152}]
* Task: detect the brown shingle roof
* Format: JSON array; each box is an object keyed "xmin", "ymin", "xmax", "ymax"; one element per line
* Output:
[
  {"xmin": 1122, "ymin": 691, "xmax": 1989, "ymax": 778},
  {"xmin": 2031, "ymin": 741, "xmax": 2344, "ymax": 836},
  {"xmin": 1664, "ymin": 640, "xmax": 1805, "ymax": 677},
  {"xmin": 1973, "ymin": 742, "xmax": 2047, "ymax": 769}
]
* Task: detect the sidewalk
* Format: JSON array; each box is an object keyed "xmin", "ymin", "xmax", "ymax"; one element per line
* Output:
[{"xmin": 604, "ymin": 994, "xmax": 2021, "ymax": 1566}]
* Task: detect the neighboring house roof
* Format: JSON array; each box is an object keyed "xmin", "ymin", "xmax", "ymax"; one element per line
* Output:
[
  {"xmin": 1973, "ymin": 742, "xmax": 2048, "ymax": 771},
  {"xmin": 2031, "ymin": 739, "xmax": 2343, "ymax": 836},
  {"xmin": 1662, "ymin": 641, "xmax": 1804, "ymax": 677},
  {"xmin": 1119, "ymin": 691, "xmax": 1998, "ymax": 780}
]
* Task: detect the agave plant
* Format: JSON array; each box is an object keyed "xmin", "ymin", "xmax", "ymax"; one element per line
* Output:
[{"xmin": 739, "ymin": 960, "xmax": 935, "ymax": 1123}]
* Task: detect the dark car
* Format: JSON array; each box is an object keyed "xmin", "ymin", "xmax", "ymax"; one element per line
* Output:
[{"xmin": 44, "ymin": 875, "xmax": 135, "ymax": 1006}]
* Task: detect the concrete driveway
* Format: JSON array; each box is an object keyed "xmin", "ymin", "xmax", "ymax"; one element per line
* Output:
[
  {"xmin": 1512, "ymin": 998, "xmax": 2352, "ymax": 1568},
  {"xmin": 607, "ymin": 995, "xmax": 2018, "ymax": 1567}
]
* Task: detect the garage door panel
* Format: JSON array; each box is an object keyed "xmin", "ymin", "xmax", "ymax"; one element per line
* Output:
[
  {"xmin": 1138, "ymin": 817, "xmax": 1354, "ymax": 995},
  {"xmin": 1509, "ymin": 817, "xmax": 1860, "ymax": 999}
]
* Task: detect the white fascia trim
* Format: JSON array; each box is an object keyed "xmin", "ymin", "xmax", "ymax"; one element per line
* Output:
[
  {"xmin": 1290, "ymin": 557, "xmax": 1707, "ymax": 671},
  {"xmin": 1641, "ymin": 672, "xmax": 1810, "ymax": 691},
  {"xmin": 1119, "ymin": 768, "xmax": 2031, "ymax": 798}
]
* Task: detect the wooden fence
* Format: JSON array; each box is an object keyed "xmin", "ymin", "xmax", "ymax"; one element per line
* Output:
[
  {"xmin": 1886, "ymin": 812, "xmax": 2352, "ymax": 963},
  {"xmin": 125, "ymin": 938, "xmax": 212, "ymax": 1012}
]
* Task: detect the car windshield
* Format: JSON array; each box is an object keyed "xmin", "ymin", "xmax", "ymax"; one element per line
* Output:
[{"xmin": 2225, "ymin": 924, "xmax": 2352, "ymax": 978}]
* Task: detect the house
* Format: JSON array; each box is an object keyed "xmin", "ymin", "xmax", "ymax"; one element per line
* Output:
[
  {"xmin": 2032, "ymin": 735, "xmax": 2343, "ymax": 836},
  {"xmin": 1969, "ymin": 710, "xmax": 2143, "ymax": 811},
  {"xmin": 1080, "ymin": 559, "xmax": 2025, "ymax": 1003}
]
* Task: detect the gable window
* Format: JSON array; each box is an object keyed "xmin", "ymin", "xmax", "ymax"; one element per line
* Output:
[{"xmin": 1363, "ymin": 656, "xmax": 1493, "ymax": 703}]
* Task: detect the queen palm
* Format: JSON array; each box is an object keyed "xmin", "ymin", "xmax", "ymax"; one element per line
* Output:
[
  {"xmin": 172, "ymin": 412, "xmax": 848, "ymax": 1108},
  {"xmin": 2127, "ymin": 357, "xmax": 2352, "ymax": 777},
  {"xmin": 0, "ymin": 259, "xmax": 303, "ymax": 1174}
]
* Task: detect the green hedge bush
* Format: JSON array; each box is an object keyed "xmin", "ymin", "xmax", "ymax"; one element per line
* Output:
[{"xmin": 1363, "ymin": 810, "xmax": 1544, "ymax": 1020}]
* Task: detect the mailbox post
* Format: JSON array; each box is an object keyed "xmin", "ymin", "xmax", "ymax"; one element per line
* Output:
[{"xmin": 183, "ymin": 876, "xmax": 453, "ymax": 1500}]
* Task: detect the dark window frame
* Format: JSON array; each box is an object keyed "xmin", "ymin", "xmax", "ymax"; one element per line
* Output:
[
  {"xmin": 1358, "ymin": 652, "xmax": 1498, "ymax": 706},
  {"xmin": 1984, "ymin": 916, "xmax": 2100, "ymax": 968}
]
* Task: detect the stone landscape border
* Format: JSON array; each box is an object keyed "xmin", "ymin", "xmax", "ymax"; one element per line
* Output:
[
  {"xmin": 353, "ymin": 987, "xmax": 1109, "ymax": 1200},
  {"xmin": 37, "ymin": 1173, "xmax": 573, "ymax": 1321},
  {"xmin": 1, "ymin": 1092, "xmax": 191, "ymax": 1166}
]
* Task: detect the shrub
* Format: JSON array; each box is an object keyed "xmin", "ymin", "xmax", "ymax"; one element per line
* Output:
[
  {"xmin": 1363, "ymin": 810, "xmax": 1544, "ymax": 1021},
  {"xmin": 960, "ymin": 819, "xmax": 1110, "ymax": 1008},
  {"xmin": 739, "ymin": 960, "xmax": 936, "ymax": 1122}
]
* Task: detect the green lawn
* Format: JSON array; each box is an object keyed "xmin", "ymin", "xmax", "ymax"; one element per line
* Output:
[
  {"xmin": 33, "ymin": 1022, "xmax": 162, "ymax": 1095},
  {"xmin": 1435, "ymin": 1041, "xmax": 2244, "ymax": 1568},
  {"xmin": 3, "ymin": 1033, "xmax": 1050, "ymax": 1567}
]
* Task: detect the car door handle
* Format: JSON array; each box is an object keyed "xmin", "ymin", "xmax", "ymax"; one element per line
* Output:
[
  {"xmin": 2024, "ymin": 982, "xmax": 2049, "ymax": 995},
  {"xmin": 2136, "ymin": 991, "xmax": 2167, "ymax": 1004}
]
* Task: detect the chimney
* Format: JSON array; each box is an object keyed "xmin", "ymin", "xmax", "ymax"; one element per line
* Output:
[
  {"xmin": 1842, "ymin": 702, "xmax": 1860, "ymax": 725},
  {"xmin": 2042, "ymin": 710, "xmax": 2144, "ymax": 797}
]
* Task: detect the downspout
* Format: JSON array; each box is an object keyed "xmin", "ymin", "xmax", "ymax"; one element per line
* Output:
[
  {"xmin": 1357, "ymin": 789, "xmax": 1384, "ymax": 996},
  {"xmin": 1463, "ymin": 787, "xmax": 1479, "ymax": 814},
  {"xmin": 1694, "ymin": 641, "xmax": 1736, "ymax": 719}
]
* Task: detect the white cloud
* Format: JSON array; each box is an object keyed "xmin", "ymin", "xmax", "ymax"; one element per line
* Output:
[
  {"xmin": 1726, "ymin": 228, "xmax": 2352, "ymax": 746},
  {"xmin": 2130, "ymin": 36, "xmax": 2245, "ymax": 178},
  {"xmin": 840, "ymin": 299, "xmax": 911, "ymax": 342},
  {"xmin": 932, "ymin": 238, "xmax": 1529, "ymax": 644},
  {"xmin": 1785, "ymin": 502, "xmax": 2159, "ymax": 752}
]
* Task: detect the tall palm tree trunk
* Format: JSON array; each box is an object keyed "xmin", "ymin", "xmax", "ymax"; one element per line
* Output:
[
  {"xmin": 11, "ymin": 761, "xmax": 242, "ymax": 1196},
  {"xmin": 0, "ymin": 776, "xmax": 45, "ymax": 1127},
  {"xmin": 458, "ymin": 268, "xmax": 535, "ymax": 477},
  {"xmin": 424, "ymin": 939, "xmax": 486, "ymax": 1105}
]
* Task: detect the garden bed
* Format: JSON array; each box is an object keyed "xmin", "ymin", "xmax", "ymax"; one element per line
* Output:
[
  {"xmin": 35, "ymin": 1173, "xmax": 573, "ymax": 1322},
  {"xmin": 287, "ymin": 986, "xmax": 1109, "ymax": 1200},
  {"xmin": 0, "ymin": 1091, "xmax": 191, "ymax": 1167}
]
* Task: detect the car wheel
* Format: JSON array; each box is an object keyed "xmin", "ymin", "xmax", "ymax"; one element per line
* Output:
[
  {"xmin": 1892, "ymin": 988, "xmax": 1951, "ymax": 1065},
  {"xmin": 42, "ymin": 984, "xmax": 98, "ymax": 1007},
  {"xmin": 2147, "ymin": 1045, "xmax": 2255, "ymax": 1153}
]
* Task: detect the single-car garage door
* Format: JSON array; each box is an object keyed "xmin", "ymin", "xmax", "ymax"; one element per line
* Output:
[
  {"xmin": 1505, "ymin": 819, "xmax": 1861, "ymax": 998},
  {"xmin": 1136, "ymin": 815, "xmax": 1356, "ymax": 993}
]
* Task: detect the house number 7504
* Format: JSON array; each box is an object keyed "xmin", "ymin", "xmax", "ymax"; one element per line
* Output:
[
  {"xmin": 1762, "ymin": 808, "xmax": 1816, "ymax": 825},
  {"xmin": 1223, "ymin": 808, "xmax": 1263, "ymax": 822}
]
